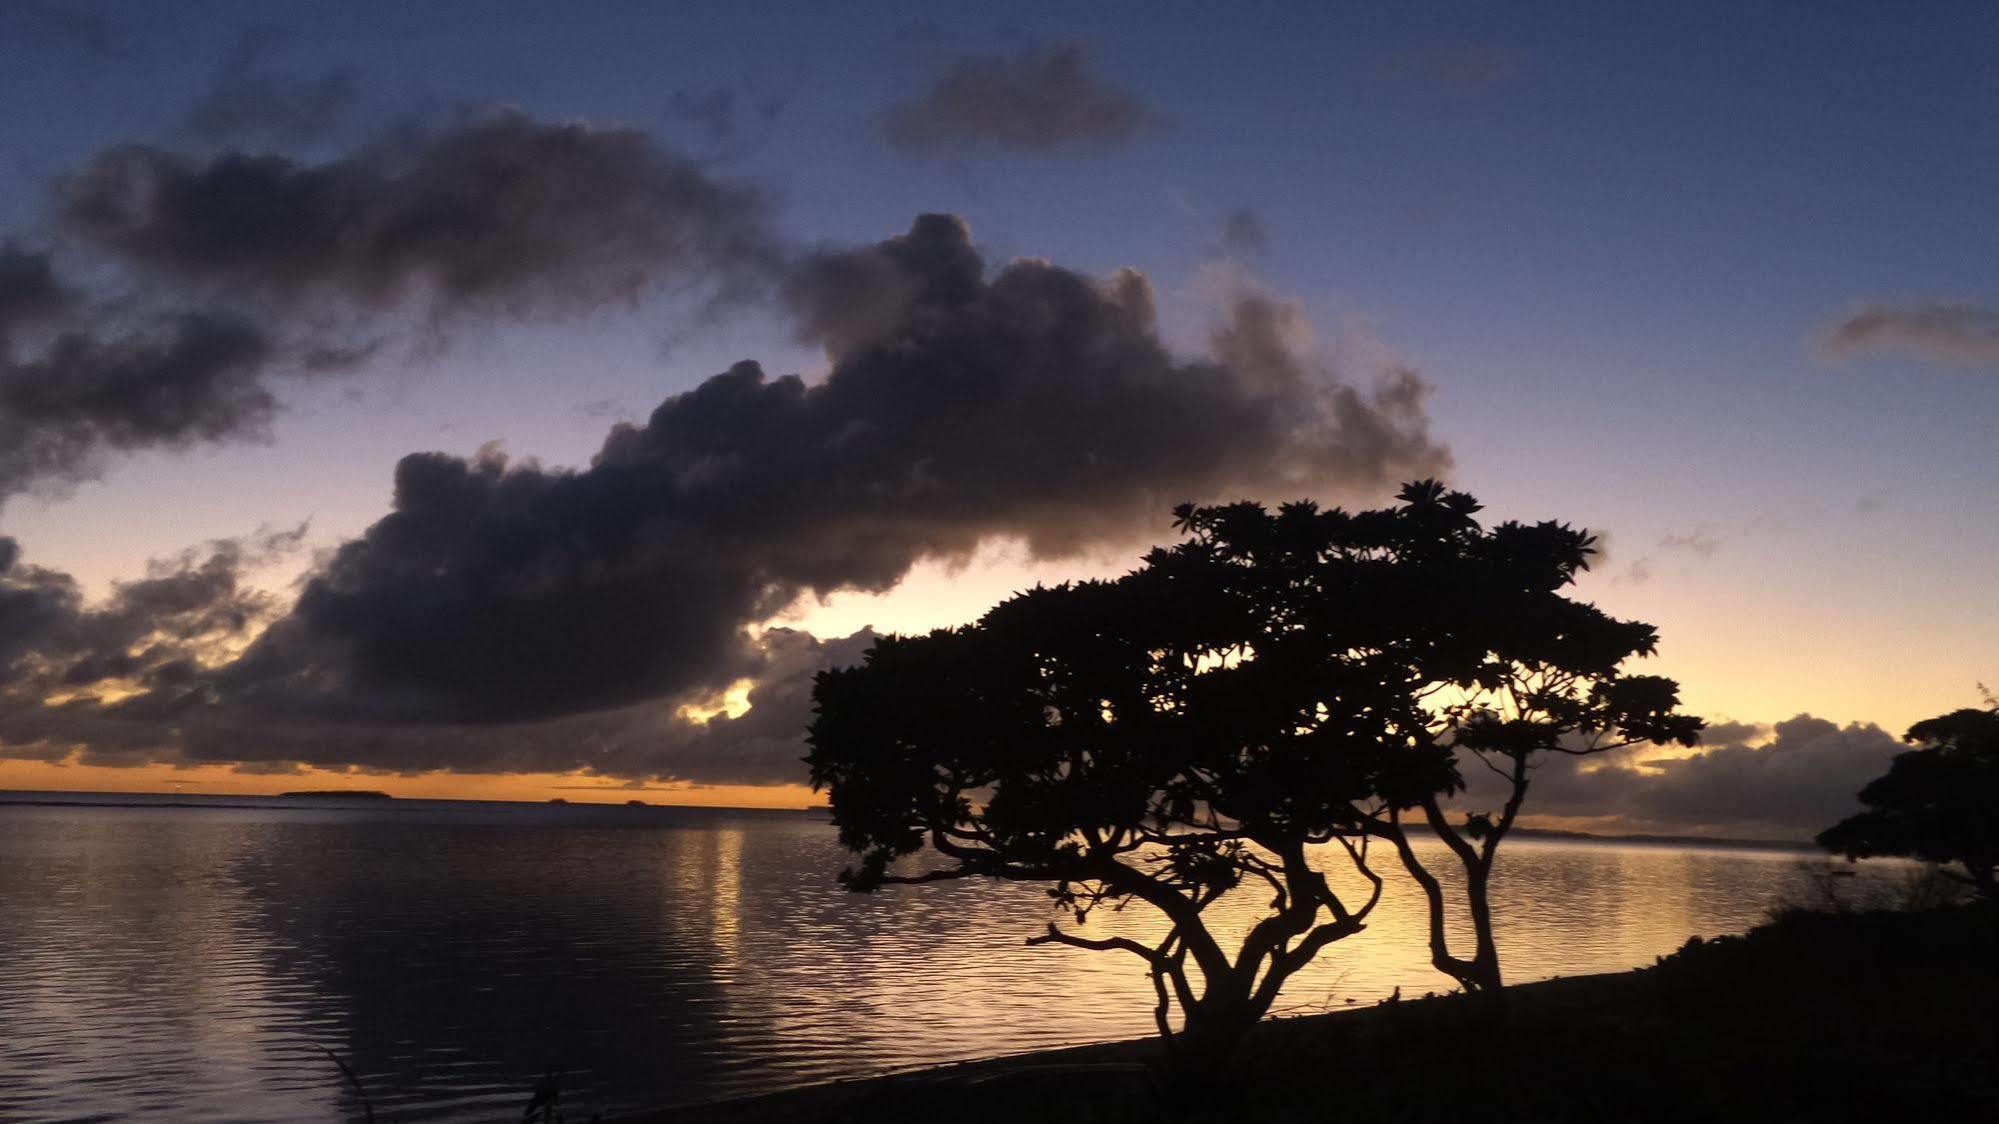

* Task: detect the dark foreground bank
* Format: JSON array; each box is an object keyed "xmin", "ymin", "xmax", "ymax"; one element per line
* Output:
[{"xmin": 621, "ymin": 905, "xmax": 1997, "ymax": 1123}]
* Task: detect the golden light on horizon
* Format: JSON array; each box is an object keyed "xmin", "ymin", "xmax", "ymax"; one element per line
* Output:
[{"xmin": 0, "ymin": 756, "xmax": 823, "ymax": 810}]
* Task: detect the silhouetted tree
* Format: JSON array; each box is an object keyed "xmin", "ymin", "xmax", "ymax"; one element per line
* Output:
[
  {"xmin": 807, "ymin": 512, "xmax": 1457, "ymax": 1064},
  {"xmin": 1160, "ymin": 483, "xmax": 1701, "ymax": 997},
  {"xmin": 808, "ymin": 481, "xmax": 1698, "ymax": 1058},
  {"xmin": 1818, "ymin": 705, "xmax": 1999, "ymax": 901}
]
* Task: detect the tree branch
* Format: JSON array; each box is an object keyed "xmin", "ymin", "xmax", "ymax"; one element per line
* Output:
[
  {"xmin": 1026, "ymin": 922, "xmax": 1162, "ymax": 965},
  {"xmin": 1377, "ymin": 809, "xmax": 1478, "ymax": 984},
  {"xmin": 1481, "ymin": 751, "xmax": 1532, "ymax": 868}
]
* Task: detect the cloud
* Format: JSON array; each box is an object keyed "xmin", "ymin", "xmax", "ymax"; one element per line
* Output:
[
  {"xmin": 1, "ymin": 311, "xmax": 279, "ymax": 502},
  {"xmin": 0, "ymin": 525, "xmax": 305, "ymax": 685},
  {"xmin": 882, "ymin": 44, "xmax": 1167, "ymax": 157},
  {"xmin": 1219, "ymin": 208, "xmax": 1270, "ymax": 257},
  {"xmin": 1605, "ymin": 526, "xmax": 1721, "ymax": 585},
  {"xmin": 1823, "ymin": 302, "xmax": 1999, "ymax": 366},
  {"xmin": 1658, "ymin": 528, "xmax": 1722, "ymax": 558},
  {"xmin": 58, "ymin": 107, "xmax": 784, "ymax": 320},
  {"xmin": 0, "ymin": 549, "xmax": 867, "ymax": 782},
  {"xmin": 175, "ymin": 627, "xmax": 876, "ymax": 783},
  {"xmin": 666, "ymin": 88, "xmax": 786, "ymax": 158},
  {"xmin": 0, "ymin": 243, "xmax": 72, "ymax": 348},
  {"xmin": 183, "ymin": 29, "xmax": 361, "ymax": 146},
  {"xmin": 1, "ymin": 109, "xmax": 787, "ymax": 503},
  {"xmin": 205, "ymin": 214, "xmax": 1444, "ymax": 731},
  {"xmin": 0, "ymin": 234, "xmax": 391, "ymax": 503},
  {"xmin": 1462, "ymin": 715, "xmax": 1905, "ymax": 840},
  {"xmin": 0, "ymin": 527, "xmax": 306, "ymax": 764},
  {"xmin": 3, "ymin": 213, "xmax": 1445, "ymax": 783}
]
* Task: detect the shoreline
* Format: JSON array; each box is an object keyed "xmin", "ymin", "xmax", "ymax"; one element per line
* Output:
[
  {"xmin": 616, "ymin": 905, "xmax": 1995, "ymax": 1121},
  {"xmin": 613, "ymin": 970, "xmax": 1644, "ymax": 1122}
]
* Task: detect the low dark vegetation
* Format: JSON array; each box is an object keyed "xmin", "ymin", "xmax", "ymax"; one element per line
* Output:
[{"xmin": 1243, "ymin": 904, "xmax": 1995, "ymax": 1122}]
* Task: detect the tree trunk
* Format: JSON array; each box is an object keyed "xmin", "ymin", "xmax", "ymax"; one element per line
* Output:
[
  {"xmin": 1166, "ymin": 998, "xmax": 1261, "ymax": 1102},
  {"xmin": 1460, "ymin": 864, "xmax": 1504, "ymax": 995},
  {"xmin": 1165, "ymin": 977, "xmax": 1273, "ymax": 1085},
  {"xmin": 1383, "ymin": 817, "xmax": 1505, "ymax": 996}
]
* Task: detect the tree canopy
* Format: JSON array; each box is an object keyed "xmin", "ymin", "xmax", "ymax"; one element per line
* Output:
[
  {"xmin": 1818, "ymin": 706, "xmax": 1999, "ymax": 900},
  {"xmin": 807, "ymin": 480, "xmax": 1699, "ymax": 1054}
]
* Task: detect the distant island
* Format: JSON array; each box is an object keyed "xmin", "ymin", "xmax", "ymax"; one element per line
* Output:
[{"xmin": 276, "ymin": 790, "xmax": 393, "ymax": 800}]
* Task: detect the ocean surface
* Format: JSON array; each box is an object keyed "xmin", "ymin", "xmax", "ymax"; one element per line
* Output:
[{"xmin": 0, "ymin": 792, "xmax": 1913, "ymax": 1122}]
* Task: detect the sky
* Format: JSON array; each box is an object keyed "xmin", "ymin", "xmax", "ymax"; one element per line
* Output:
[{"xmin": 0, "ymin": 1, "xmax": 1994, "ymax": 836}]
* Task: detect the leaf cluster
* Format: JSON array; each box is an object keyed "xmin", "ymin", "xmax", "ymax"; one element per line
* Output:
[{"xmin": 1818, "ymin": 707, "xmax": 1999, "ymax": 894}]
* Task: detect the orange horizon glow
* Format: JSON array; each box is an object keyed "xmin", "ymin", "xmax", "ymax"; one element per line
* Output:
[{"xmin": 0, "ymin": 757, "xmax": 824, "ymax": 810}]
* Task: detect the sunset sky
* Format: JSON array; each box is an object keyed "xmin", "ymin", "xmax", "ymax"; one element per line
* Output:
[{"xmin": 2, "ymin": 1, "xmax": 1994, "ymax": 834}]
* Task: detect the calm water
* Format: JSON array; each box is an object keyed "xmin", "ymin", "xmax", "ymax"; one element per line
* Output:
[{"xmin": 0, "ymin": 793, "xmax": 1909, "ymax": 1122}]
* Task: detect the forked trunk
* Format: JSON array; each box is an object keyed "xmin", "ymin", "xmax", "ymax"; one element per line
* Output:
[
  {"xmin": 1165, "ymin": 1022, "xmax": 1255, "ymax": 1107},
  {"xmin": 1164, "ymin": 991, "xmax": 1265, "ymax": 1094}
]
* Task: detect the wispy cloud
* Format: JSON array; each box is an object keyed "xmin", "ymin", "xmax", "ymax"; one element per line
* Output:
[
  {"xmin": 183, "ymin": 28, "xmax": 361, "ymax": 146},
  {"xmin": 1823, "ymin": 302, "xmax": 1999, "ymax": 366},
  {"xmin": 882, "ymin": 44, "xmax": 1167, "ymax": 158},
  {"xmin": 1658, "ymin": 529, "xmax": 1723, "ymax": 559},
  {"xmin": 1219, "ymin": 208, "xmax": 1270, "ymax": 258}
]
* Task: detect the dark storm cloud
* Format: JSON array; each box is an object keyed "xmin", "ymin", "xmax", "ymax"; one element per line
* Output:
[
  {"xmin": 209, "ymin": 214, "xmax": 1445, "ymax": 729},
  {"xmin": 1461, "ymin": 715, "xmax": 1904, "ymax": 840},
  {"xmin": 1823, "ymin": 302, "xmax": 1999, "ymax": 366},
  {"xmin": 1, "ymin": 109, "xmax": 785, "ymax": 502},
  {"xmin": 58, "ymin": 107, "xmax": 784, "ymax": 318},
  {"xmin": 1, "ymin": 597, "xmax": 870, "ymax": 784},
  {"xmin": 782, "ymin": 211, "xmax": 986, "ymax": 356},
  {"xmin": 0, "ymin": 243, "xmax": 72, "ymax": 347},
  {"xmin": 882, "ymin": 44, "xmax": 1167, "ymax": 157},
  {"xmin": 1, "ymin": 311, "xmax": 276, "ymax": 501},
  {"xmin": 0, "ymin": 236, "xmax": 378, "ymax": 502},
  {"xmin": 3, "ymin": 214, "xmax": 1444, "ymax": 782},
  {"xmin": 172, "ymin": 627, "xmax": 877, "ymax": 784},
  {"xmin": 183, "ymin": 29, "xmax": 361, "ymax": 146}
]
